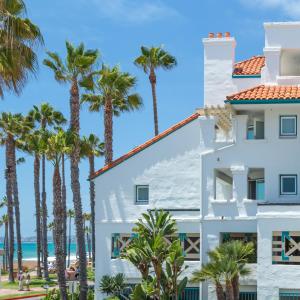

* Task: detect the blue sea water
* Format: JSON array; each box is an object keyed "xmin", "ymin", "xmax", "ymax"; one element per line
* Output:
[{"xmin": 0, "ymin": 242, "xmax": 78, "ymax": 260}]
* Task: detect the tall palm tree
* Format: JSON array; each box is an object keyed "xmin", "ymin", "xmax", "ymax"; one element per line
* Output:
[
  {"xmin": 67, "ymin": 209, "xmax": 74, "ymax": 267},
  {"xmin": 0, "ymin": 112, "xmax": 31, "ymax": 279},
  {"xmin": 0, "ymin": 198, "xmax": 9, "ymax": 272},
  {"xmin": 44, "ymin": 41, "xmax": 99, "ymax": 298},
  {"xmin": 134, "ymin": 46, "xmax": 177, "ymax": 136},
  {"xmin": 12, "ymin": 122, "xmax": 32, "ymax": 274},
  {"xmin": 83, "ymin": 213, "xmax": 91, "ymax": 261},
  {"xmin": 45, "ymin": 129, "xmax": 72, "ymax": 300},
  {"xmin": 20, "ymin": 130, "xmax": 45, "ymax": 277},
  {"xmin": 81, "ymin": 64, "xmax": 142, "ymax": 164},
  {"xmin": 80, "ymin": 134, "xmax": 104, "ymax": 266},
  {"xmin": 0, "ymin": 0, "xmax": 43, "ymax": 97},
  {"xmin": 28, "ymin": 103, "xmax": 66, "ymax": 280},
  {"xmin": 0, "ymin": 214, "xmax": 9, "ymax": 272}
]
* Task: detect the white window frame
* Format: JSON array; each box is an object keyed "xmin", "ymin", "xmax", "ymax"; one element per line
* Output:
[
  {"xmin": 135, "ymin": 185, "xmax": 149, "ymax": 204},
  {"xmin": 280, "ymin": 175, "xmax": 297, "ymax": 195},
  {"xmin": 280, "ymin": 115, "xmax": 297, "ymax": 137}
]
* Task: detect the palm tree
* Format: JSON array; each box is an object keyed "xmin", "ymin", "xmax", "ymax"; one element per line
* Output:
[
  {"xmin": 217, "ymin": 241, "xmax": 254, "ymax": 300},
  {"xmin": 45, "ymin": 129, "xmax": 72, "ymax": 300},
  {"xmin": 134, "ymin": 46, "xmax": 177, "ymax": 136},
  {"xmin": 0, "ymin": 112, "xmax": 31, "ymax": 279},
  {"xmin": 20, "ymin": 130, "xmax": 45, "ymax": 277},
  {"xmin": 81, "ymin": 64, "xmax": 142, "ymax": 164},
  {"xmin": 191, "ymin": 261, "xmax": 225, "ymax": 300},
  {"xmin": 0, "ymin": 0, "xmax": 43, "ymax": 97},
  {"xmin": 67, "ymin": 209, "xmax": 74, "ymax": 267},
  {"xmin": 28, "ymin": 103, "xmax": 66, "ymax": 280},
  {"xmin": 44, "ymin": 41, "xmax": 99, "ymax": 298},
  {"xmin": 83, "ymin": 213, "xmax": 92, "ymax": 261},
  {"xmin": 0, "ymin": 197, "xmax": 9, "ymax": 272},
  {"xmin": 0, "ymin": 214, "xmax": 8, "ymax": 272},
  {"xmin": 80, "ymin": 134, "xmax": 104, "ymax": 266},
  {"xmin": 191, "ymin": 241, "xmax": 253, "ymax": 300}
]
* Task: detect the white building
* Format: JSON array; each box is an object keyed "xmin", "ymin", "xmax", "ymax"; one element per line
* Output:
[{"xmin": 92, "ymin": 22, "xmax": 300, "ymax": 300}]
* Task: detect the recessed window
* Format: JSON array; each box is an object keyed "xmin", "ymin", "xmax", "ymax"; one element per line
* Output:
[
  {"xmin": 280, "ymin": 175, "xmax": 297, "ymax": 195},
  {"xmin": 280, "ymin": 49, "xmax": 300, "ymax": 76},
  {"xmin": 135, "ymin": 185, "xmax": 149, "ymax": 204},
  {"xmin": 280, "ymin": 116, "xmax": 297, "ymax": 137}
]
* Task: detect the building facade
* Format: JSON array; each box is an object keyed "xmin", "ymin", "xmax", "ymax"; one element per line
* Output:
[{"xmin": 93, "ymin": 22, "xmax": 300, "ymax": 300}]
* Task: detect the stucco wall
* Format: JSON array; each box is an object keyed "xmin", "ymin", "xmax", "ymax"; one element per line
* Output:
[{"xmin": 257, "ymin": 205, "xmax": 300, "ymax": 300}]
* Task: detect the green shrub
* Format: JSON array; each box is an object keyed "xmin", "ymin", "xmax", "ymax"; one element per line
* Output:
[{"xmin": 43, "ymin": 288, "xmax": 94, "ymax": 300}]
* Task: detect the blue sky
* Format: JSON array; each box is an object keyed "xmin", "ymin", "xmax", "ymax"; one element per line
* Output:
[{"xmin": 0, "ymin": 0, "xmax": 296, "ymax": 237}]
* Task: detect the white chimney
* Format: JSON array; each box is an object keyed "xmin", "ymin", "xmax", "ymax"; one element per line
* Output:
[{"xmin": 203, "ymin": 33, "xmax": 236, "ymax": 106}]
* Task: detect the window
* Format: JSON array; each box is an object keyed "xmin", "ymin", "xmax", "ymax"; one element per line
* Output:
[
  {"xmin": 248, "ymin": 179, "xmax": 265, "ymax": 200},
  {"xmin": 280, "ymin": 175, "xmax": 297, "ymax": 195},
  {"xmin": 280, "ymin": 116, "xmax": 297, "ymax": 137},
  {"xmin": 280, "ymin": 49, "xmax": 300, "ymax": 76},
  {"xmin": 135, "ymin": 185, "xmax": 149, "ymax": 204}
]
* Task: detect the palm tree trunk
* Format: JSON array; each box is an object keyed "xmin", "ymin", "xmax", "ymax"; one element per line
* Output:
[
  {"xmin": 69, "ymin": 78, "xmax": 88, "ymax": 299},
  {"xmin": 2, "ymin": 228, "xmax": 5, "ymax": 271},
  {"xmin": 104, "ymin": 96, "xmax": 113, "ymax": 164},
  {"xmin": 149, "ymin": 69, "xmax": 159, "ymax": 136},
  {"xmin": 12, "ymin": 141, "xmax": 22, "ymax": 272},
  {"xmin": 6, "ymin": 135, "xmax": 14, "ymax": 282},
  {"xmin": 34, "ymin": 155, "xmax": 42, "ymax": 277},
  {"xmin": 61, "ymin": 154, "xmax": 67, "ymax": 268},
  {"xmin": 216, "ymin": 282, "xmax": 225, "ymax": 300},
  {"xmin": 53, "ymin": 163, "xmax": 67, "ymax": 300},
  {"xmin": 68, "ymin": 214, "xmax": 71, "ymax": 267},
  {"xmin": 5, "ymin": 221, "xmax": 8, "ymax": 272},
  {"xmin": 88, "ymin": 155, "xmax": 96, "ymax": 267},
  {"xmin": 86, "ymin": 230, "xmax": 91, "ymax": 261},
  {"xmin": 226, "ymin": 279, "xmax": 234, "ymax": 300},
  {"xmin": 232, "ymin": 274, "xmax": 239, "ymax": 300},
  {"xmin": 41, "ymin": 154, "xmax": 49, "ymax": 280}
]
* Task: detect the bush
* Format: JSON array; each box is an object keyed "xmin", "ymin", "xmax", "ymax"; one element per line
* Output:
[{"xmin": 43, "ymin": 288, "xmax": 94, "ymax": 300}]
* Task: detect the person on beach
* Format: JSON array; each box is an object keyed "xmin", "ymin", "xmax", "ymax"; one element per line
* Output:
[
  {"xmin": 18, "ymin": 271, "xmax": 24, "ymax": 291},
  {"xmin": 25, "ymin": 270, "xmax": 31, "ymax": 291}
]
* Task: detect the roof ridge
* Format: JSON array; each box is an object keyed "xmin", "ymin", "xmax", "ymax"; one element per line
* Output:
[
  {"xmin": 90, "ymin": 112, "xmax": 201, "ymax": 179},
  {"xmin": 234, "ymin": 55, "xmax": 264, "ymax": 65}
]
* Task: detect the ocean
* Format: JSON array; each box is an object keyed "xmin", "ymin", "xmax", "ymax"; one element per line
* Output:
[{"xmin": 0, "ymin": 242, "xmax": 78, "ymax": 261}]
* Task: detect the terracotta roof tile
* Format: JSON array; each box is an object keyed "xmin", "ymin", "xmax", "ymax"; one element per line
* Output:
[
  {"xmin": 233, "ymin": 56, "xmax": 265, "ymax": 76},
  {"xmin": 90, "ymin": 112, "xmax": 200, "ymax": 179},
  {"xmin": 226, "ymin": 85, "xmax": 300, "ymax": 101}
]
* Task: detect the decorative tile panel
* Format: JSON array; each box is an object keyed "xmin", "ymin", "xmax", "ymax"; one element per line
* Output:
[
  {"xmin": 111, "ymin": 233, "xmax": 200, "ymax": 261},
  {"xmin": 273, "ymin": 231, "xmax": 300, "ymax": 265}
]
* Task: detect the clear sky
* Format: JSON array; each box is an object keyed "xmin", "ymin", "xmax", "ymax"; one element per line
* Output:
[{"xmin": 0, "ymin": 0, "xmax": 296, "ymax": 237}]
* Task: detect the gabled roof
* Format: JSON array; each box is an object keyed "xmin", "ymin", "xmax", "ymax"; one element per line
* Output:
[
  {"xmin": 90, "ymin": 112, "xmax": 200, "ymax": 180},
  {"xmin": 232, "ymin": 56, "xmax": 265, "ymax": 77},
  {"xmin": 226, "ymin": 85, "xmax": 300, "ymax": 103}
]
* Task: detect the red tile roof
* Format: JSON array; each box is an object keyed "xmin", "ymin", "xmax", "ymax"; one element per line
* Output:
[
  {"xmin": 233, "ymin": 56, "xmax": 265, "ymax": 76},
  {"xmin": 226, "ymin": 85, "xmax": 300, "ymax": 102},
  {"xmin": 90, "ymin": 112, "xmax": 200, "ymax": 179}
]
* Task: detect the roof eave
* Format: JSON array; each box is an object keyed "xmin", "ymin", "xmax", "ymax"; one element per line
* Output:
[
  {"xmin": 232, "ymin": 74, "xmax": 261, "ymax": 78},
  {"xmin": 90, "ymin": 113, "xmax": 200, "ymax": 180},
  {"xmin": 225, "ymin": 99, "xmax": 300, "ymax": 104}
]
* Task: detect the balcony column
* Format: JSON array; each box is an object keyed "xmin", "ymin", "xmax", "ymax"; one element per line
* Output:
[
  {"xmin": 234, "ymin": 115, "xmax": 248, "ymax": 143},
  {"xmin": 230, "ymin": 165, "xmax": 248, "ymax": 202}
]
